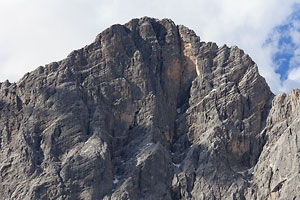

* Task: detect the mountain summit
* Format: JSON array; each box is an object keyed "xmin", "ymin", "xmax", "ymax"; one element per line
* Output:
[{"xmin": 0, "ymin": 17, "xmax": 299, "ymax": 200}]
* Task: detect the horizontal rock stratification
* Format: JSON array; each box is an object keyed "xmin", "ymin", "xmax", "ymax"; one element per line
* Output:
[{"xmin": 0, "ymin": 17, "xmax": 299, "ymax": 200}]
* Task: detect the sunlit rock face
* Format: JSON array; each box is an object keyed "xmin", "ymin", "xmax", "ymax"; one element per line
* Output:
[{"xmin": 0, "ymin": 17, "xmax": 299, "ymax": 200}]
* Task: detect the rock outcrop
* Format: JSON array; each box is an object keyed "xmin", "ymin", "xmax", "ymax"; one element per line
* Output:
[{"xmin": 0, "ymin": 17, "xmax": 299, "ymax": 200}]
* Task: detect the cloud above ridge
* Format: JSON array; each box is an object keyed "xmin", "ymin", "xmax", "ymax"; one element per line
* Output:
[{"xmin": 0, "ymin": 0, "xmax": 299, "ymax": 93}]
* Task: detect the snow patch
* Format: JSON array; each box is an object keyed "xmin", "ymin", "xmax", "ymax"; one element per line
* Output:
[
  {"xmin": 237, "ymin": 167, "xmax": 254, "ymax": 176},
  {"xmin": 247, "ymin": 167, "xmax": 254, "ymax": 175},
  {"xmin": 113, "ymin": 178, "xmax": 119, "ymax": 184},
  {"xmin": 173, "ymin": 163, "xmax": 181, "ymax": 168}
]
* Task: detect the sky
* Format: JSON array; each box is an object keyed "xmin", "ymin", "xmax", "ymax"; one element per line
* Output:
[{"xmin": 0, "ymin": 0, "xmax": 300, "ymax": 94}]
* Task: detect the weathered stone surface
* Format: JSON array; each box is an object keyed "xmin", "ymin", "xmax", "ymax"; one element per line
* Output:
[
  {"xmin": 247, "ymin": 89, "xmax": 300, "ymax": 200},
  {"xmin": 0, "ymin": 17, "xmax": 299, "ymax": 200}
]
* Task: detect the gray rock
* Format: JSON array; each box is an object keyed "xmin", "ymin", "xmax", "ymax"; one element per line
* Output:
[{"xmin": 0, "ymin": 17, "xmax": 299, "ymax": 200}]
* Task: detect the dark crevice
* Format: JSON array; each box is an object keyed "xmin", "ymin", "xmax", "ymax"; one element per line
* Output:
[
  {"xmin": 268, "ymin": 169, "xmax": 274, "ymax": 194},
  {"xmin": 250, "ymin": 94, "xmax": 275, "ymax": 166},
  {"xmin": 16, "ymin": 96, "xmax": 23, "ymax": 111},
  {"xmin": 34, "ymin": 125, "xmax": 44, "ymax": 166},
  {"xmin": 271, "ymin": 179, "xmax": 286, "ymax": 193},
  {"xmin": 151, "ymin": 21, "xmax": 167, "ymax": 46},
  {"xmin": 129, "ymin": 110, "xmax": 139, "ymax": 130},
  {"xmin": 260, "ymin": 95, "xmax": 275, "ymax": 130},
  {"xmin": 4, "ymin": 120, "xmax": 11, "ymax": 144},
  {"xmin": 0, "ymin": 130, "xmax": 2, "ymax": 150},
  {"xmin": 56, "ymin": 168, "xmax": 67, "ymax": 197}
]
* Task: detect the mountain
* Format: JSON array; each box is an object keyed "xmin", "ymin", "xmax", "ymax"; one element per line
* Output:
[{"xmin": 0, "ymin": 17, "xmax": 299, "ymax": 200}]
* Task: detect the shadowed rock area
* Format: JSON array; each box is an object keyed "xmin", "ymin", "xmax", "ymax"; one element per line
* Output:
[{"xmin": 0, "ymin": 17, "xmax": 299, "ymax": 200}]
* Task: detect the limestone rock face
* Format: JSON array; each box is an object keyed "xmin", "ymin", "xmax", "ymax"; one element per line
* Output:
[
  {"xmin": 248, "ymin": 89, "xmax": 300, "ymax": 200},
  {"xmin": 0, "ymin": 17, "xmax": 299, "ymax": 200}
]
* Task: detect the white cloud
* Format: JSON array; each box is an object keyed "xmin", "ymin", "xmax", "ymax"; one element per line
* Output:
[
  {"xmin": 279, "ymin": 67, "xmax": 300, "ymax": 92},
  {"xmin": 289, "ymin": 66, "xmax": 300, "ymax": 80},
  {"xmin": 0, "ymin": 0, "xmax": 299, "ymax": 94},
  {"xmin": 281, "ymin": 46, "xmax": 300, "ymax": 92},
  {"xmin": 291, "ymin": 29, "xmax": 300, "ymax": 44},
  {"xmin": 265, "ymin": 4, "xmax": 300, "ymax": 93},
  {"xmin": 290, "ymin": 47, "xmax": 300, "ymax": 67}
]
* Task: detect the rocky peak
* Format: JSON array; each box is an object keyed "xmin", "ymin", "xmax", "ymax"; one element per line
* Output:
[{"xmin": 0, "ymin": 17, "xmax": 299, "ymax": 200}]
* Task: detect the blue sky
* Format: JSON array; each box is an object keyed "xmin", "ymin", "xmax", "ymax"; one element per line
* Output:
[
  {"xmin": 0, "ymin": 0, "xmax": 300, "ymax": 94},
  {"xmin": 265, "ymin": 4, "xmax": 300, "ymax": 84}
]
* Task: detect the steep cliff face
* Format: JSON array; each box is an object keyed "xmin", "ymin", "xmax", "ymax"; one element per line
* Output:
[
  {"xmin": 0, "ymin": 17, "xmax": 299, "ymax": 200},
  {"xmin": 250, "ymin": 90, "xmax": 300, "ymax": 200}
]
